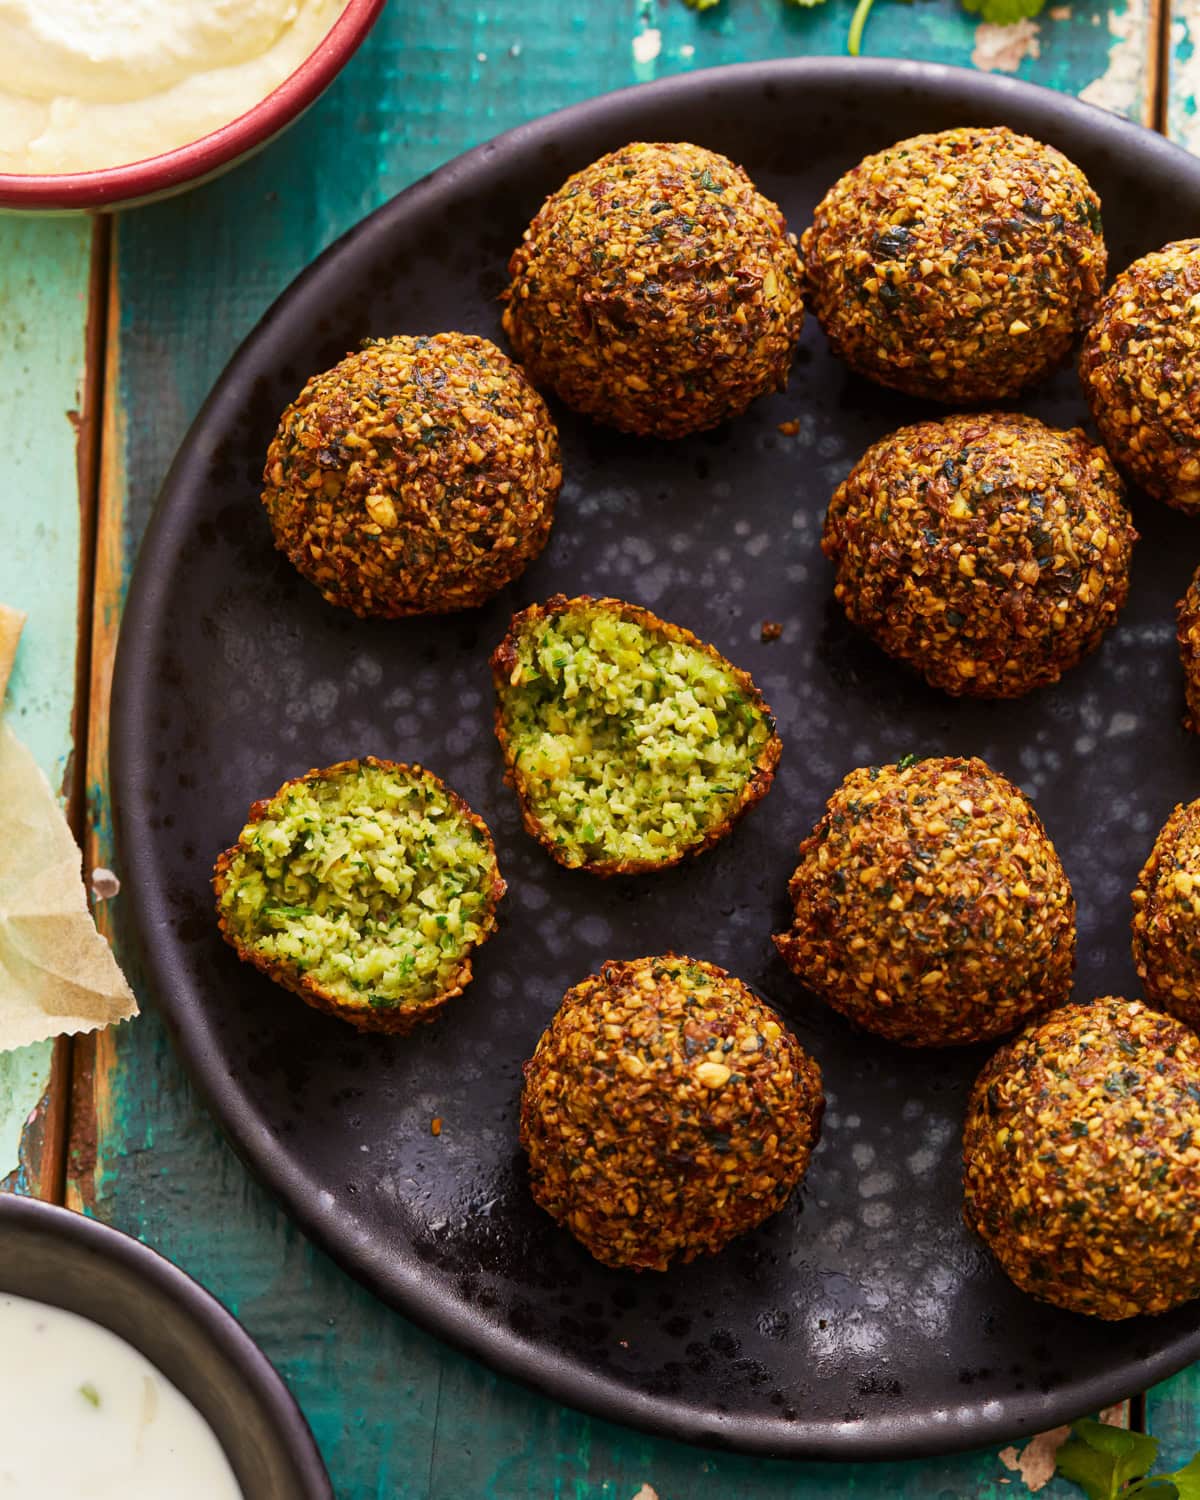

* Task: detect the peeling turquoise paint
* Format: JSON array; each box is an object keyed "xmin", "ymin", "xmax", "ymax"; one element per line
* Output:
[
  {"xmin": 0, "ymin": 215, "xmax": 91, "ymax": 1184},
  {"xmin": 0, "ymin": 216, "xmax": 90, "ymax": 785},
  {"xmin": 0, "ymin": 1045, "xmax": 53, "ymax": 1187},
  {"xmin": 1169, "ymin": 10, "xmax": 1198, "ymax": 143}
]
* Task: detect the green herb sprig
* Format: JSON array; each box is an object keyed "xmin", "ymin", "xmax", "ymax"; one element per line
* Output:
[{"xmin": 1056, "ymin": 1420, "xmax": 1200, "ymax": 1499}]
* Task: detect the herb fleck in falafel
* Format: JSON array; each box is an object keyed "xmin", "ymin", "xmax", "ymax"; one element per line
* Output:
[
  {"xmin": 1179, "ymin": 567, "xmax": 1200, "ymax": 734},
  {"xmin": 1133, "ymin": 797, "xmax": 1200, "ymax": 1032},
  {"xmin": 262, "ymin": 333, "xmax": 562, "ymax": 617},
  {"xmin": 491, "ymin": 595, "xmax": 781, "ymax": 874},
  {"xmin": 1080, "ymin": 240, "xmax": 1200, "ymax": 512},
  {"xmin": 520, "ymin": 955, "xmax": 824, "ymax": 1271},
  {"xmin": 823, "ymin": 412, "xmax": 1136, "ymax": 699},
  {"xmin": 774, "ymin": 756, "xmax": 1075, "ymax": 1047},
  {"xmin": 802, "ymin": 126, "xmax": 1105, "ymax": 402},
  {"xmin": 962, "ymin": 997, "xmax": 1200, "ymax": 1319},
  {"xmin": 502, "ymin": 142, "xmax": 805, "ymax": 439},
  {"xmin": 213, "ymin": 758, "xmax": 504, "ymax": 1034}
]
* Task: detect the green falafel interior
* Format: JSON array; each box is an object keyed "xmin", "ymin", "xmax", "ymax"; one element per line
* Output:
[
  {"xmin": 493, "ymin": 597, "xmax": 779, "ymax": 872},
  {"xmin": 215, "ymin": 760, "xmax": 502, "ymax": 1025}
]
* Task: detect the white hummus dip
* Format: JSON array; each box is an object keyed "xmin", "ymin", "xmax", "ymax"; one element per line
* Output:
[
  {"xmin": 0, "ymin": 0, "xmax": 348, "ymax": 175},
  {"xmin": 0, "ymin": 1292, "xmax": 245, "ymax": 1497}
]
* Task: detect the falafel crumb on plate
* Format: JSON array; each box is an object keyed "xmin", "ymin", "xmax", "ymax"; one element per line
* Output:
[
  {"xmin": 490, "ymin": 594, "xmax": 781, "ymax": 875},
  {"xmin": 213, "ymin": 758, "xmax": 504, "ymax": 1034},
  {"xmin": 519, "ymin": 955, "xmax": 824, "ymax": 1271}
]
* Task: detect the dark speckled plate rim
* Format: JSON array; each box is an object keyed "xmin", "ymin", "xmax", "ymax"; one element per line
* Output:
[{"xmin": 111, "ymin": 57, "xmax": 1200, "ymax": 1460}]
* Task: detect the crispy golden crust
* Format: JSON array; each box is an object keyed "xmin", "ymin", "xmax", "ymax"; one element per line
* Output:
[
  {"xmin": 212, "ymin": 757, "xmax": 505, "ymax": 1035},
  {"xmin": 1080, "ymin": 239, "xmax": 1200, "ymax": 511},
  {"xmin": 823, "ymin": 412, "xmax": 1136, "ymax": 699},
  {"xmin": 490, "ymin": 594, "xmax": 782, "ymax": 876},
  {"xmin": 1132, "ymin": 798, "xmax": 1200, "ymax": 1032},
  {"xmin": 262, "ymin": 333, "xmax": 562, "ymax": 618},
  {"xmin": 802, "ymin": 126, "xmax": 1105, "ymax": 402},
  {"xmin": 519, "ymin": 955, "xmax": 824, "ymax": 1270},
  {"xmin": 774, "ymin": 756, "xmax": 1076, "ymax": 1047},
  {"xmin": 1179, "ymin": 569, "xmax": 1200, "ymax": 734},
  {"xmin": 963, "ymin": 998, "xmax": 1200, "ymax": 1319},
  {"xmin": 502, "ymin": 141, "xmax": 805, "ymax": 439}
]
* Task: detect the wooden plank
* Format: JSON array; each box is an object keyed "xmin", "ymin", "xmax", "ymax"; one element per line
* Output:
[
  {"xmin": 1166, "ymin": 0, "xmax": 1200, "ymax": 146},
  {"xmin": 0, "ymin": 214, "xmax": 96, "ymax": 1202},
  {"xmin": 72, "ymin": 3, "xmax": 1162, "ymax": 1497}
]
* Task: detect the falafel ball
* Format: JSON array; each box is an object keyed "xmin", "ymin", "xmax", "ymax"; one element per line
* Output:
[
  {"xmin": 802, "ymin": 126, "xmax": 1106, "ymax": 402},
  {"xmin": 823, "ymin": 412, "xmax": 1136, "ymax": 699},
  {"xmin": 1133, "ymin": 797, "xmax": 1200, "ymax": 1031},
  {"xmin": 773, "ymin": 756, "xmax": 1075, "ymax": 1047},
  {"xmin": 262, "ymin": 333, "xmax": 562, "ymax": 617},
  {"xmin": 1080, "ymin": 240, "xmax": 1200, "ymax": 511},
  {"xmin": 520, "ymin": 955, "xmax": 824, "ymax": 1270},
  {"xmin": 963, "ymin": 997, "xmax": 1200, "ymax": 1319},
  {"xmin": 491, "ymin": 594, "xmax": 781, "ymax": 874},
  {"xmin": 501, "ymin": 142, "xmax": 805, "ymax": 439},
  {"xmin": 213, "ymin": 758, "xmax": 504, "ymax": 1034},
  {"xmin": 1179, "ymin": 566, "xmax": 1200, "ymax": 733}
]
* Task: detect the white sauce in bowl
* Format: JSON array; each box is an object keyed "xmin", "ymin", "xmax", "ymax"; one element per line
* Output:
[
  {"xmin": 0, "ymin": 0, "xmax": 348, "ymax": 176},
  {"xmin": 0, "ymin": 1292, "xmax": 244, "ymax": 1497}
]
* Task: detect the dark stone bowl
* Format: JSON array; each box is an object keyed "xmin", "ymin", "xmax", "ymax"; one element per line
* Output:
[{"xmin": 0, "ymin": 1195, "xmax": 331, "ymax": 1498}]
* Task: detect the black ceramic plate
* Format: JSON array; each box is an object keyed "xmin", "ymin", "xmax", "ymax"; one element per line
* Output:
[
  {"xmin": 113, "ymin": 59, "xmax": 1200, "ymax": 1459},
  {"xmin": 0, "ymin": 1196, "xmax": 331, "ymax": 1496}
]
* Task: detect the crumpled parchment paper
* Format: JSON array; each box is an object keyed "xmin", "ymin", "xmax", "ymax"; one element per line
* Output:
[{"xmin": 0, "ymin": 607, "xmax": 138, "ymax": 1051}]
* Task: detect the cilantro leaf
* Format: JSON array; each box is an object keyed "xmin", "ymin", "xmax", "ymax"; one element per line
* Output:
[
  {"xmin": 1077, "ymin": 1419, "xmax": 1160, "ymax": 1481},
  {"xmin": 960, "ymin": 0, "xmax": 1047, "ymax": 24},
  {"xmin": 783, "ymin": 0, "xmax": 830, "ymax": 8},
  {"xmin": 1165, "ymin": 1454, "xmax": 1200, "ymax": 1498},
  {"xmin": 1056, "ymin": 1436, "xmax": 1125, "ymax": 1500},
  {"xmin": 1056, "ymin": 1421, "xmax": 1160, "ymax": 1499},
  {"xmin": 1132, "ymin": 1482, "xmax": 1182, "ymax": 1499}
]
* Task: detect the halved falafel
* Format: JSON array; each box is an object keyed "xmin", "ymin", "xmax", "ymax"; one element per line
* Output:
[
  {"xmin": 213, "ymin": 758, "xmax": 504, "ymax": 1034},
  {"xmin": 774, "ymin": 756, "xmax": 1076, "ymax": 1047},
  {"xmin": 262, "ymin": 333, "xmax": 562, "ymax": 617},
  {"xmin": 963, "ymin": 997, "xmax": 1200, "ymax": 1319},
  {"xmin": 823, "ymin": 412, "xmax": 1136, "ymax": 699},
  {"xmin": 802, "ymin": 125, "xmax": 1105, "ymax": 402},
  {"xmin": 1132, "ymin": 797, "xmax": 1200, "ymax": 1032},
  {"xmin": 491, "ymin": 595, "xmax": 781, "ymax": 874},
  {"xmin": 1080, "ymin": 239, "xmax": 1200, "ymax": 511},
  {"xmin": 519, "ymin": 955, "xmax": 824, "ymax": 1270},
  {"xmin": 502, "ymin": 141, "xmax": 805, "ymax": 438}
]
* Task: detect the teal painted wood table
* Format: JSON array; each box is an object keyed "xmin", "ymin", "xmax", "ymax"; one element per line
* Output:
[{"xmin": 2, "ymin": 0, "xmax": 1197, "ymax": 1494}]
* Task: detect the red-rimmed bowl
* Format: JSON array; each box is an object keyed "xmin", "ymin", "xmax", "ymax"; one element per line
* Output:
[{"xmin": 0, "ymin": 0, "xmax": 385, "ymax": 213}]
